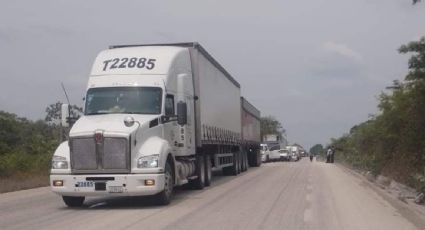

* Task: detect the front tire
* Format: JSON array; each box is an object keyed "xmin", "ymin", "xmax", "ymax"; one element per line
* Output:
[
  {"xmin": 62, "ymin": 196, "xmax": 85, "ymax": 207},
  {"xmin": 156, "ymin": 161, "xmax": 174, "ymax": 205}
]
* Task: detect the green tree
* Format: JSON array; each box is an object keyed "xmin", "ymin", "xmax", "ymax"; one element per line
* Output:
[
  {"xmin": 260, "ymin": 116, "xmax": 283, "ymax": 138},
  {"xmin": 309, "ymin": 144, "xmax": 324, "ymax": 156},
  {"xmin": 0, "ymin": 111, "xmax": 60, "ymax": 177},
  {"xmin": 399, "ymin": 37, "xmax": 425, "ymax": 81},
  {"xmin": 330, "ymin": 36, "xmax": 425, "ymax": 189},
  {"xmin": 45, "ymin": 101, "xmax": 83, "ymax": 124}
]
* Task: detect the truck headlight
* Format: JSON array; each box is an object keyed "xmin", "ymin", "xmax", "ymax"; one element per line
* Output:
[
  {"xmin": 137, "ymin": 155, "xmax": 159, "ymax": 168},
  {"xmin": 52, "ymin": 156, "xmax": 68, "ymax": 169}
]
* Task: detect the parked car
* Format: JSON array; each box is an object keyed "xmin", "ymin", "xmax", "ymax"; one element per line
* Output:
[
  {"xmin": 268, "ymin": 145, "xmax": 282, "ymax": 162},
  {"xmin": 261, "ymin": 144, "xmax": 270, "ymax": 162}
]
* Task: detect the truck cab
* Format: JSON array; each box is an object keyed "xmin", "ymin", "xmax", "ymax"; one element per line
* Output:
[{"xmin": 51, "ymin": 46, "xmax": 196, "ymax": 206}]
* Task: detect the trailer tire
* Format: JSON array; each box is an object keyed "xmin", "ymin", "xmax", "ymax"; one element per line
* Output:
[
  {"xmin": 204, "ymin": 154, "xmax": 212, "ymax": 187},
  {"xmin": 241, "ymin": 150, "xmax": 247, "ymax": 172},
  {"xmin": 236, "ymin": 151, "xmax": 241, "ymax": 174},
  {"xmin": 62, "ymin": 196, "xmax": 85, "ymax": 207},
  {"xmin": 189, "ymin": 155, "xmax": 205, "ymax": 189},
  {"xmin": 156, "ymin": 161, "xmax": 174, "ymax": 205},
  {"xmin": 255, "ymin": 150, "xmax": 262, "ymax": 167}
]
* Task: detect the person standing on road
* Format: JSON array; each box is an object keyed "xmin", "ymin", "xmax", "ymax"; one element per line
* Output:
[
  {"xmin": 309, "ymin": 152, "xmax": 314, "ymax": 162},
  {"xmin": 326, "ymin": 147, "xmax": 333, "ymax": 163}
]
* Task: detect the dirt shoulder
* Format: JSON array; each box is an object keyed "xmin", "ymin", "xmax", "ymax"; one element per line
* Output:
[
  {"xmin": 336, "ymin": 163, "xmax": 425, "ymax": 229},
  {"xmin": 0, "ymin": 174, "xmax": 49, "ymax": 193}
]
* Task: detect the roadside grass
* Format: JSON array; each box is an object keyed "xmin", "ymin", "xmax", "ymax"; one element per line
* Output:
[
  {"xmin": 0, "ymin": 152, "xmax": 51, "ymax": 193},
  {"xmin": 0, "ymin": 173, "xmax": 49, "ymax": 193}
]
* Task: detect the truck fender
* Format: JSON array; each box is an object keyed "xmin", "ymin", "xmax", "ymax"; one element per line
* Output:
[
  {"xmin": 51, "ymin": 141, "xmax": 71, "ymax": 174},
  {"xmin": 137, "ymin": 136, "xmax": 174, "ymax": 171},
  {"xmin": 53, "ymin": 141, "xmax": 70, "ymax": 159}
]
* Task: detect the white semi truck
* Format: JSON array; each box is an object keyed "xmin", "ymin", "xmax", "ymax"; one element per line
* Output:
[{"xmin": 50, "ymin": 42, "xmax": 262, "ymax": 207}]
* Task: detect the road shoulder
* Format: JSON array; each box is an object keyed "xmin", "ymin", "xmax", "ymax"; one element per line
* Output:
[{"xmin": 336, "ymin": 164, "xmax": 425, "ymax": 229}]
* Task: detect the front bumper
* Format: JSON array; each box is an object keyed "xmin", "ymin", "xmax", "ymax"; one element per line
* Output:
[
  {"xmin": 280, "ymin": 155, "xmax": 289, "ymax": 160},
  {"xmin": 50, "ymin": 173, "xmax": 165, "ymax": 197}
]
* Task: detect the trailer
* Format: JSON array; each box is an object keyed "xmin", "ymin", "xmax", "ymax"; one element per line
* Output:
[
  {"xmin": 50, "ymin": 42, "xmax": 262, "ymax": 206},
  {"xmin": 241, "ymin": 97, "xmax": 261, "ymax": 167}
]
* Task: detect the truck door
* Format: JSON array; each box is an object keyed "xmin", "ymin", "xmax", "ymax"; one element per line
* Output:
[
  {"xmin": 182, "ymin": 95, "xmax": 195, "ymax": 155},
  {"xmin": 164, "ymin": 94, "xmax": 178, "ymax": 154},
  {"xmin": 176, "ymin": 73, "xmax": 196, "ymax": 156}
]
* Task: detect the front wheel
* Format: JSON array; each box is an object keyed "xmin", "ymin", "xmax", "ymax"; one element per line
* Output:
[
  {"xmin": 156, "ymin": 161, "xmax": 174, "ymax": 205},
  {"xmin": 62, "ymin": 196, "xmax": 85, "ymax": 207}
]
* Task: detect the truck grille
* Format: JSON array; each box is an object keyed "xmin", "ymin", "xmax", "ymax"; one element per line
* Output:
[
  {"xmin": 70, "ymin": 136, "xmax": 130, "ymax": 174},
  {"xmin": 103, "ymin": 138, "xmax": 128, "ymax": 169}
]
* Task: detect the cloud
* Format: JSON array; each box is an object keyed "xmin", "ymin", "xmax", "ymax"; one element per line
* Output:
[{"xmin": 322, "ymin": 41, "xmax": 363, "ymax": 61}]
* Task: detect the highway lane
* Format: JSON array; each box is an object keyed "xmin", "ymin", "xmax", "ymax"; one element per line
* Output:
[{"xmin": 0, "ymin": 158, "xmax": 423, "ymax": 230}]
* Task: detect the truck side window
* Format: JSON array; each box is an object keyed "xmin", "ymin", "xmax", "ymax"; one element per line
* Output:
[{"xmin": 165, "ymin": 94, "xmax": 175, "ymax": 116}]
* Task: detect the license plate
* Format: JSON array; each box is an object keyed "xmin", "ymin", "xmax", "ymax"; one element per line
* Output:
[
  {"xmin": 108, "ymin": 186, "xmax": 124, "ymax": 193},
  {"xmin": 76, "ymin": 181, "xmax": 94, "ymax": 187}
]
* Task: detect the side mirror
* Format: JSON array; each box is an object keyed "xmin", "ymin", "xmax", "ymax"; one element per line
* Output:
[
  {"xmin": 177, "ymin": 101, "xmax": 187, "ymax": 126},
  {"xmin": 61, "ymin": 103, "xmax": 70, "ymax": 127}
]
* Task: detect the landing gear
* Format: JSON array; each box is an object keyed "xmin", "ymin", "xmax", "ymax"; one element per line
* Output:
[{"xmin": 223, "ymin": 151, "xmax": 240, "ymax": 176}]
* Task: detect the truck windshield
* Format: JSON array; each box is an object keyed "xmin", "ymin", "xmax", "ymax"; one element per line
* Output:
[{"xmin": 85, "ymin": 87, "xmax": 162, "ymax": 115}]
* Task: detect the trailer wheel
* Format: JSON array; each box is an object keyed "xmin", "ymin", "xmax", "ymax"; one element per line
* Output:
[
  {"xmin": 156, "ymin": 161, "xmax": 174, "ymax": 205},
  {"xmin": 189, "ymin": 155, "xmax": 205, "ymax": 189},
  {"xmin": 241, "ymin": 150, "xmax": 247, "ymax": 172},
  {"xmin": 236, "ymin": 152, "xmax": 242, "ymax": 175},
  {"xmin": 255, "ymin": 150, "xmax": 262, "ymax": 167},
  {"xmin": 245, "ymin": 151, "xmax": 249, "ymax": 170},
  {"xmin": 62, "ymin": 196, "xmax": 85, "ymax": 207},
  {"xmin": 204, "ymin": 154, "xmax": 212, "ymax": 187}
]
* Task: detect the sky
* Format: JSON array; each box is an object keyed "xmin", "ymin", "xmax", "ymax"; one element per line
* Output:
[{"xmin": 0, "ymin": 0, "xmax": 424, "ymax": 149}]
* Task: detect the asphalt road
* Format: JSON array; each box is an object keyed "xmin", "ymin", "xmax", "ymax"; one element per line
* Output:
[{"xmin": 1, "ymin": 158, "xmax": 423, "ymax": 230}]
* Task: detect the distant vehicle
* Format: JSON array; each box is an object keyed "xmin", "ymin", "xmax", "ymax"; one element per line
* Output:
[
  {"xmin": 290, "ymin": 152, "xmax": 300, "ymax": 161},
  {"xmin": 264, "ymin": 134, "xmax": 279, "ymax": 142},
  {"xmin": 287, "ymin": 146, "xmax": 301, "ymax": 161},
  {"xmin": 268, "ymin": 145, "xmax": 282, "ymax": 162},
  {"xmin": 278, "ymin": 149, "xmax": 290, "ymax": 161}
]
